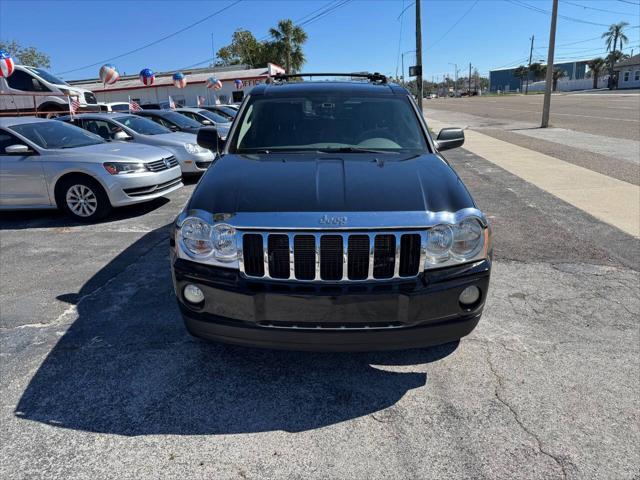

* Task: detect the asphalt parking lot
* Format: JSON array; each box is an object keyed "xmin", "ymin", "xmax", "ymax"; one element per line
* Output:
[{"xmin": 1, "ymin": 146, "xmax": 638, "ymax": 479}]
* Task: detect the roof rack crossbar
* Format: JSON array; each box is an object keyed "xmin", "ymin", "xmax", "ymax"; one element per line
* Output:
[{"xmin": 272, "ymin": 72, "xmax": 388, "ymax": 84}]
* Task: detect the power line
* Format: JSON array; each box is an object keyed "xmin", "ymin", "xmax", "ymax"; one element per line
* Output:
[
  {"xmin": 425, "ymin": 0, "xmax": 480, "ymax": 51},
  {"xmin": 617, "ymin": 0, "xmax": 639, "ymax": 5},
  {"xmin": 505, "ymin": 0, "xmax": 610, "ymax": 27},
  {"xmin": 180, "ymin": 0, "xmax": 353, "ymax": 71},
  {"xmin": 562, "ymin": 0, "xmax": 639, "ymax": 16},
  {"xmin": 57, "ymin": 0, "xmax": 242, "ymax": 76}
]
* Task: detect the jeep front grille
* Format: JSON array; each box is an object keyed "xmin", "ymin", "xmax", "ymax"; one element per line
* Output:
[{"xmin": 239, "ymin": 231, "xmax": 425, "ymax": 282}]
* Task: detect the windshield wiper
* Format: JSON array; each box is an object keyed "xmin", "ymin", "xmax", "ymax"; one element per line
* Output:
[{"xmin": 315, "ymin": 147, "xmax": 399, "ymax": 154}]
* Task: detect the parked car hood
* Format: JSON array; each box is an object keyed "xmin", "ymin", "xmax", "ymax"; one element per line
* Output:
[
  {"xmin": 147, "ymin": 131, "xmax": 198, "ymax": 146},
  {"xmin": 188, "ymin": 153, "xmax": 475, "ymax": 213},
  {"xmin": 47, "ymin": 142, "xmax": 170, "ymax": 163}
]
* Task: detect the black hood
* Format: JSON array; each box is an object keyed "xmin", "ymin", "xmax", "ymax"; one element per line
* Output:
[{"xmin": 188, "ymin": 153, "xmax": 475, "ymax": 213}]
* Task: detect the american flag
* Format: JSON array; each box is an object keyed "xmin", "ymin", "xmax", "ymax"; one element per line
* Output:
[
  {"xmin": 168, "ymin": 95, "xmax": 176, "ymax": 110},
  {"xmin": 68, "ymin": 96, "xmax": 81, "ymax": 116},
  {"xmin": 128, "ymin": 96, "xmax": 142, "ymax": 112}
]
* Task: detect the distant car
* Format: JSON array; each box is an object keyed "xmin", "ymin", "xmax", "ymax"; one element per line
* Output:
[
  {"xmin": 59, "ymin": 112, "xmax": 215, "ymax": 175},
  {"xmin": 199, "ymin": 105, "xmax": 236, "ymax": 120},
  {"xmin": 133, "ymin": 109, "xmax": 203, "ymax": 134},
  {"xmin": 174, "ymin": 107, "xmax": 231, "ymax": 139},
  {"xmin": 98, "ymin": 102, "xmax": 130, "ymax": 113},
  {"xmin": 0, "ymin": 117, "xmax": 182, "ymax": 221}
]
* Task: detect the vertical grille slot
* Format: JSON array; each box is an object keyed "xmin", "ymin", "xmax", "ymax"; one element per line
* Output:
[
  {"xmin": 242, "ymin": 234, "xmax": 264, "ymax": 277},
  {"xmin": 348, "ymin": 235, "xmax": 369, "ymax": 280},
  {"xmin": 294, "ymin": 235, "xmax": 316, "ymax": 280},
  {"xmin": 320, "ymin": 235, "xmax": 343, "ymax": 281},
  {"xmin": 268, "ymin": 234, "xmax": 290, "ymax": 279},
  {"xmin": 399, "ymin": 233, "xmax": 421, "ymax": 277},
  {"xmin": 373, "ymin": 234, "xmax": 395, "ymax": 279}
]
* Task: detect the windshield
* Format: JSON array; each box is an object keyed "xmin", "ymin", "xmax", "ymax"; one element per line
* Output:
[
  {"xmin": 162, "ymin": 111, "xmax": 202, "ymax": 128},
  {"xmin": 110, "ymin": 103, "xmax": 130, "ymax": 112},
  {"xmin": 216, "ymin": 106, "xmax": 237, "ymax": 118},
  {"xmin": 198, "ymin": 109, "xmax": 231, "ymax": 124},
  {"xmin": 114, "ymin": 115, "xmax": 171, "ymax": 135},
  {"xmin": 10, "ymin": 121, "xmax": 104, "ymax": 149},
  {"xmin": 26, "ymin": 67, "xmax": 69, "ymax": 86},
  {"xmin": 231, "ymin": 93, "xmax": 428, "ymax": 154}
]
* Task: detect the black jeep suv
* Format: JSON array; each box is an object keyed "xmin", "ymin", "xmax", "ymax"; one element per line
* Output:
[{"xmin": 170, "ymin": 73, "xmax": 492, "ymax": 351}]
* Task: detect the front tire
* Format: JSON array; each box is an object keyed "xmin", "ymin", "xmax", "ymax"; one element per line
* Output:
[{"xmin": 57, "ymin": 177, "xmax": 111, "ymax": 222}]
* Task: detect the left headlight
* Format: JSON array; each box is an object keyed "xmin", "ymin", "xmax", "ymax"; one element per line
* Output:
[
  {"xmin": 425, "ymin": 217, "xmax": 485, "ymax": 267},
  {"xmin": 103, "ymin": 162, "xmax": 147, "ymax": 175},
  {"xmin": 179, "ymin": 218, "xmax": 237, "ymax": 262},
  {"xmin": 185, "ymin": 143, "xmax": 206, "ymax": 154}
]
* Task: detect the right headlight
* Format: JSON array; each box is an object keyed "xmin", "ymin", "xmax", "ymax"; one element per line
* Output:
[
  {"xmin": 179, "ymin": 217, "xmax": 238, "ymax": 262},
  {"xmin": 425, "ymin": 217, "xmax": 485, "ymax": 267}
]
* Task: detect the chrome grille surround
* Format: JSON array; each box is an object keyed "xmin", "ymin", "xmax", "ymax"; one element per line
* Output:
[{"xmin": 237, "ymin": 230, "xmax": 428, "ymax": 283}]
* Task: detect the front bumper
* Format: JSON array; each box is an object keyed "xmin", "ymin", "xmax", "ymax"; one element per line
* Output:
[
  {"xmin": 171, "ymin": 256, "xmax": 491, "ymax": 351},
  {"xmin": 104, "ymin": 166, "xmax": 183, "ymax": 206},
  {"xmin": 173, "ymin": 151, "xmax": 215, "ymax": 174}
]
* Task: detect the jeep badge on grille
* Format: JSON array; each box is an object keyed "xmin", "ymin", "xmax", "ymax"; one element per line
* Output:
[{"xmin": 319, "ymin": 215, "xmax": 348, "ymax": 226}]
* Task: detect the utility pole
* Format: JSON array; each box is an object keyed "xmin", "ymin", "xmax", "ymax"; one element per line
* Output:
[
  {"xmin": 468, "ymin": 62, "xmax": 472, "ymax": 94},
  {"xmin": 401, "ymin": 53, "xmax": 404, "ymax": 83},
  {"xmin": 211, "ymin": 33, "xmax": 215, "ymax": 66},
  {"xmin": 541, "ymin": 0, "xmax": 558, "ymax": 128},
  {"xmin": 525, "ymin": 35, "xmax": 534, "ymax": 94},
  {"xmin": 415, "ymin": 0, "xmax": 423, "ymax": 110},
  {"xmin": 449, "ymin": 62, "xmax": 458, "ymax": 97}
]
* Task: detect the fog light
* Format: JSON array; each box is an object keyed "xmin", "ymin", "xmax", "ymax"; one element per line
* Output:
[
  {"xmin": 459, "ymin": 286, "xmax": 480, "ymax": 306},
  {"xmin": 183, "ymin": 284, "xmax": 204, "ymax": 304}
]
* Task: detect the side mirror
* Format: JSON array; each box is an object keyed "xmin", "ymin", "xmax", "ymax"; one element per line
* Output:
[
  {"xmin": 5, "ymin": 144, "xmax": 32, "ymax": 155},
  {"xmin": 201, "ymin": 119, "xmax": 213, "ymax": 126},
  {"xmin": 435, "ymin": 128, "xmax": 465, "ymax": 151},
  {"xmin": 113, "ymin": 131, "xmax": 133, "ymax": 141},
  {"xmin": 197, "ymin": 126, "xmax": 224, "ymax": 152}
]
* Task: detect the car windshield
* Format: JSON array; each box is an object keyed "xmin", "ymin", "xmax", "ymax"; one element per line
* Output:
[
  {"xmin": 161, "ymin": 111, "xmax": 202, "ymax": 128},
  {"xmin": 231, "ymin": 93, "xmax": 428, "ymax": 154},
  {"xmin": 114, "ymin": 115, "xmax": 171, "ymax": 135},
  {"xmin": 205, "ymin": 107, "xmax": 234, "ymax": 120},
  {"xmin": 110, "ymin": 103, "xmax": 130, "ymax": 112},
  {"xmin": 216, "ymin": 106, "xmax": 237, "ymax": 118},
  {"xmin": 26, "ymin": 67, "xmax": 69, "ymax": 86},
  {"xmin": 10, "ymin": 121, "xmax": 104, "ymax": 149},
  {"xmin": 198, "ymin": 109, "xmax": 231, "ymax": 124}
]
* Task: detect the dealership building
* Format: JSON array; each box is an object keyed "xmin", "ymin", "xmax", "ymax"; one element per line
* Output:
[
  {"xmin": 68, "ymin": 63, "xmax": 285, "ymax": 107},
  {"xmin": 489, "ymin": 60, "xmax": 589, "ymax": 92}
]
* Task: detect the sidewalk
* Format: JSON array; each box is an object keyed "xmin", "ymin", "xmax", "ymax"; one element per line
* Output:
[{"xmin": 427, "ymin": 117, "xmax": 640, "ymax": 238}]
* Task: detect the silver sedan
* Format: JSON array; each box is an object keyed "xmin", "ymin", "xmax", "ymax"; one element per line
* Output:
[
  {"xmin": 0, "ymin": 117, "xmax": 182, "ymax": 221},
  {"xmin": 59, "ymin": 112, "xmax": 216, "ymax": 174}
]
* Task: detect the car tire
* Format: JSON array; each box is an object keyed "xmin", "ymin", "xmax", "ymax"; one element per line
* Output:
[{"xmin": 57, "ymin": 176, "xmax": 111, "ymax": 222}]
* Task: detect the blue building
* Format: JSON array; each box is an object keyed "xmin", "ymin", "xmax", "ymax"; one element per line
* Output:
[{"xmin": 489, "ymin": 60, "xmax": 588, "ymax": 92}]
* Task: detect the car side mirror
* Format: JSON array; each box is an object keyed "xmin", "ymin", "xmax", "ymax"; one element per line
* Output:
[
  {"xmin": 435, "ymin": 127, "xmax": 465, "ymax": 151},
  {"xmin": 201, "ymin": 119, "xmax": 213, "ymax": 126},
  {"xmin": 5, "ymin": 144, "xmax": 32, "ymax": 155},
  {"xmin": 113, "ymin": 131, "xmax": 133, "ymax": 141},
  {"xmin": 197, "ymin": 126, "xmax": 224, "ymax": 152}
]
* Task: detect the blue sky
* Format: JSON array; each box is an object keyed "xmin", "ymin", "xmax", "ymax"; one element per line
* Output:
[{"xmin": 1, "ymin": 0, "xmax": 638, "ymax": 81}]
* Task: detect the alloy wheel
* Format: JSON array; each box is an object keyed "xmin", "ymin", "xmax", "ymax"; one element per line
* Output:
[{"xmin": 65, "ymin": 184, "xmax": 98, "ymax": 217}]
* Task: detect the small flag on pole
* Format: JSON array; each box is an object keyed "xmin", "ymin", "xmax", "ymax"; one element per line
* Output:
[
  {"xmin": 168, "ymin": 95, "xmax": 176, "ymax": 110},
  {"xmin": 197, "ymin": 95, "xmax": 205, "ymax": 107},
  {"xmin": 68, "ymin": 96, "xmax": 80, "ymax": 117},
  {"xmin": 128, "ymin": 96, "xmax": 142, "ymax": 112}
]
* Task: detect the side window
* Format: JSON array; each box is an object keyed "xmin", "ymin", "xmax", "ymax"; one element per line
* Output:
[
  {"xmin": 635, "ymin": 70, "xmax": 640, "ymax": 82},
  {"xmin": 82, "ymin": 120, "xmax": 119, "ymax": 140},
  {"xmin": 151, "ymin": 116, "xmax": 171, "ymax": 128},
  {"xmin": 181, "ymin": 112, "xmax": 198, "ymax": 122},
  {"xmin": 0, "ymin": 131, "xmax": 27, "ymax": 155},
  {"xmin": 6, "ymin": 70, "xmax": 50, "ymax": 92},
  {"xmin": 623, "ymin": 71, "xmax": 630, "ymax": 82}
]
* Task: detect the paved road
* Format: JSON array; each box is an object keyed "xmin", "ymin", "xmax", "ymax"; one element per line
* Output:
[
  {"xmin": 1, "ymin": 151, "xmax": 638, "ymax": 479},
  {"xmin": 425, "ymin": 92, "xmax": 640, "ymax": 140}
]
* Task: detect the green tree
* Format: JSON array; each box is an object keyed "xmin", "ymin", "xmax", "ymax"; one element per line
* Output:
[
  {"xmin": 552, "ymin": 68, "xmax": 567, "ymax": 91},
  {"xmin": 216, "ymin": 29, "xmax": 264, "ymax": 67},
  {"xmin": 0, "ymin": 40, "xmax": 50, "ymax": 68},
  {"xmin": 586, "ymin": 57, "xmax": 606, "ymax": 89},
  {"xmin": 602, "ymin": 22, "xmax": 629, "ymax": 87},
  {"xmin": 513, "ymin": 65, "xmax": 529, "ymax": 91},
  {"xmin": 529, "ymin": 63, "xmax": 546, "ymax": 82},
  {"xmin": 269, "ymin": 19, "xmax": 308, "ymax": 73}
]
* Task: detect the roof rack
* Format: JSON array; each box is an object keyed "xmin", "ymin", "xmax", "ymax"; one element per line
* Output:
[{"xmin": 272, "ymin": 72, "xmax": 388, "ymax": 84}]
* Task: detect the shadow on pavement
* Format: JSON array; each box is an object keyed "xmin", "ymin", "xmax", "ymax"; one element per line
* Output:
[
  {"xmin": 15, "ymin": 225, "xmax": 458, "ymax": 436},
  {"xmin": 0, "ymin": 197, "xmax": 170, "ymax": 231}
]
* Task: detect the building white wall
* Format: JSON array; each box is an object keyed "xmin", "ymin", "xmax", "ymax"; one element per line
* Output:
[
  {"xmin": 618, "ymin": 67, "xmax": 640, "ymax": 89},
  {"xmin": 526, "ymin": 76, "xmax": 610, "ymax": 92}
]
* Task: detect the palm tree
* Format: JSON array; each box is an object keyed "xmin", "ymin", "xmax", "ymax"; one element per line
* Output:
[
  {"xmin": 529, "ymin": 63, "xmax": 546, "ymax": 82},
  {"xmin": 586, "ymin": 57, "xmax": 606, "ymax": 89},
  {"xmin": 602, "ymin": 22, "xmax": 629, "ymax": 88},
  {"xmin": 513, "ymin": 65, "xmax": 529, "ymax": 91},
  {"xmin": 269, "ymin": 19, "xmax": 308, "ymax": 74},
  {"xmin": 552, "ymin": 68, "xmax": 567, "ymax": 91}
]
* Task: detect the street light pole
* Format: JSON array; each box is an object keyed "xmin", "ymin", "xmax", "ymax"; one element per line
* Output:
[
  {"xmin": 541, "ymin": 0, "xmax": 558, "ymax": 128},
  {"xmin": 525, "ymin": 35, "xmax": 534, "ymax": 94}
]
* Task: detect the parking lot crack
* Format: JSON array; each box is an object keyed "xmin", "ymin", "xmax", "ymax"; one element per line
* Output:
[{"xmin": 483, "ymin": 347, "xmax": 569, "ymax": 479}]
